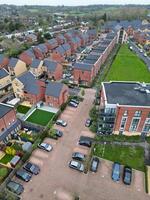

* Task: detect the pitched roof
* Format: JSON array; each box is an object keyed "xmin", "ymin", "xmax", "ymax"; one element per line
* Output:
[
  {"xmin": 0, "ymin": 68, "xmax": 9, "ymax": 79},
  {"xmin": 0, "ymin": 54, "xmax": 5, "ymax": 63},
  {"xmin": 0, "ymin": 103, "xmax": 13, "ymax": 118},
  {"xmin": 9, "ymin": 58, "xmax": 18, "ymax": 68},
  {"xmin": 30, "ymin": 59, "xmax": 41, "ymax": 68},
  {"xmin": 62, "ymin": 43, "xmax": 71, "ymax": 51},
  {"xmin": 45, "ymin": 81, "xmax": 64, "ymax": 97},
  {"xmin": 26, "ymin": 33, "xmax": 37, "ymax": 40},
  {"xmin": 54, "ymin": 46, "xmax": 65, "ymax": 54},
  {"xmin": 24, "ymin": 48, "xmax": 35, "ymax": 58},
  {"xmin": 36, "ymin": 44, "xmax": 48, "ymax": 53},
  {"xmin": 103, "ymin": 82, "xmax": 150, "ymax": 106},
  {"xmin": 44, "ymin": 60, "xmax": 57, "ymax": 71},
  {"xmin": 57, "ymin": 34, "xmax": 66, "ymax": 41},
  {"xmin": 73, "ymin": 62, "xmax": 93, "ymax": 71},
  {"xmin": 48, "ymin": 38, "xmax": 58, "ymax": 45},
  {"xmin": 18, "ymin": 71, "xmax": 39, "ymax": 95}
]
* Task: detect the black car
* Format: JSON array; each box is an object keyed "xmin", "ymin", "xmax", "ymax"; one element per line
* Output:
[
  {"xmin": 7, "ymin": 181, "xmax": 24, "ymax": 195},
  {"xmin": 55, "ymin": 129, "xmax": 63, "ymax": 137},
  {"xmin": 90, "ymin": 157, "xmax": 100, "ymax": 172},
  {"xmin": 72, "ymin": 152, "xmax": 86, "ymax": 161},
  {"xmin": 85, "ymin": 119, "xmax": 92, "ymax": 127},
  {"xmin": 23, "ymin": 162, "xmax": 40, "ymax": 175},
  {"xmin": 16, "ymin": 169, "xmax": 32, "ymax": 182},
  {"xmin": 79, "ymin": 140, "xmax": 92, "ymax": 148},
  {"xmin": 123, "ymin": 166, "xmax": 132, "ymax": 185}
]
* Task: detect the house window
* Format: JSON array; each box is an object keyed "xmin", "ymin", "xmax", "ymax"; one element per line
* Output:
[
  {"xmin": 148, "ymin": 112, "xmax": 150, "ymax": 118},
  {"xmin": 134, "ymin": 111, "xmax": 142, "ymax": 117},
  {"xmin": 143, "ymin": 118, "xmax": 150, "ymax": 133},
  {"xmin": 130, "ymin": 118, "xmax": 140, "ymax": 132},
  {"xmin": 123, "ymin": 110, "xmax": 128, "ymax": 116},
  {"xmin": 120, "ymin": 117, "xmax": 127, "ymax": 131}
]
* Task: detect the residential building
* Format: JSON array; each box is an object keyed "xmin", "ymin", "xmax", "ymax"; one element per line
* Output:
[
  {"xmin": 8, "ymin": 58, "xmax": 27, "ymax": 77},
  {"xmin": 62, "ymin": 43, "xmax": 71, "ymax": 57},
  {"xmin": 0, "ymin": 103, "xmax": 21, "ymax": 143},
  {"xmin": 0, "ymin": 54, "xmax": 9, "ymax": 69},
  {"xmin": 33, "ymin": 44, "xmax": 49, "ymax": 60},
  {"xmin": 99, "ymin": 82, "xmax": 150, "ymax": 136},
  {"xmin": 45, "ymin": 38, "xmax": 58, "ymax": 50},
  {"xmin": 12, "ymin": 71, "xmax": 46, "ymax": 105},
  {"xmin": 30, "ymin": 59, "xmax": 44, "ymax": 77},
  {"xmin": 43, "ymin": 59, "xmax": 63, "ymax": 80},
  {"xmin": 0, "ymin": 68, "xmax": 12, "ymax": 96},
  {"xmin": 51, "ymin": 46, "xmax": 66, "ymax": 62},
  {"xmin": 45, "ymin": 82, "xmax": 69, "ymax": 108},
  {"xmin": 19, "ymin": 48, "xmax": 35, "ymax": 65},
  {"xmin": 56, "ymin": 34, "xmax": 66, "ymax": 45},
  {"xmin": 26, "ymin": 33, "xmax": 37, "ymax": 43},
  {"xmin": 73, "ymin": 62, "xmax": 94, "ymax": 85}
]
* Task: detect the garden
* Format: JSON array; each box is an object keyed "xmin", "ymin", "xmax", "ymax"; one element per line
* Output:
[
  {"xmin": 16, "ymin": 105, "xmax": 30, "ymax": 114},
  {"xmin": 93, "ymin": 143, "xmax": 145, "ymax": 171},
  {"xmin": 25, "ymin": 109, "xmax": 55, "ymax": 126}
]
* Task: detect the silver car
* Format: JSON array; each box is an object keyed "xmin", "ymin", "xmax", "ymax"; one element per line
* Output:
[{"xmin": 38, "ymin": 143, "xmax": 53, "ymax": 152}]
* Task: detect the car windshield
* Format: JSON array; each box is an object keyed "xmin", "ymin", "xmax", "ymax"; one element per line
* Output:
[
  {"xmin": 92, "ymin": 161, "xmax": 97, "ymax": 168},
  {"xmin": 9, "ymin": 182, "xmax": 19, "ymax": 191},
  {"xmin": 30, "ymin": 165, "xmax": 35, "ymax": 171},
  {"xmin": 22, "ymin": 172, "xmax": 29, "ymax": 179}
]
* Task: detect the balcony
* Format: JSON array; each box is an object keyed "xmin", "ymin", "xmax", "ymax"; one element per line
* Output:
[{"xmin": 99, "ymin": 108, "xmax": 116, "ymax": 117}]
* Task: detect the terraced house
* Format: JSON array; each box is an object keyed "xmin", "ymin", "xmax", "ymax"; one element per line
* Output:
[
  {"xmin": 8, "ymin": 58, "xmax": 27, "ymax": 77},
  {"xmin": 0, "ymin": 103, "xmax": 21, "ymax": 143},
  {"xmin": 99, "ymin": 82, "xmax": 150, "ymax": 136},
  {"xmin": 0, "ymin": 68, "xmax": 12, "ymax": 96},
  {"xmin": 0, "ymin": 54, "xmax": 9, "ymax": 69}
]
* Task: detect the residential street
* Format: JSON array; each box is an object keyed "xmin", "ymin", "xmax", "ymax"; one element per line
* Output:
[{"xmin": 19, "ymin": 88, "xmax": 150, "ymax": 200}]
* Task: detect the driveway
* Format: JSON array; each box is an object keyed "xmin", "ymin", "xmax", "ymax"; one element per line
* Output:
[{"xmin": 21, "ymin": 88, "xmax": 149, "ymax": 200}]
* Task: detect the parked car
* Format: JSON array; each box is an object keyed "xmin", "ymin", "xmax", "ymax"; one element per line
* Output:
[
  {"xmin": 69, "ymin": 101, "xmax": 78, "ymax": 108},
  {"xmin": 38, "ymin": 143, "xmax": 53, "ymax": 152},
  {"xmin": 72, "ymin": 152, "xmax": 86, "ymax": 161},
  {"xmin": 69, "ymin": 160, "xmax": 84, "ymax": 172},
  {"xmin": 56, "ymin": 119, "xmax": 67, "ymax": 127},
  {"xmin": 23, "ymin": 162, "xmax": 40, "ymax": 175},
  {"xmin": 123, "ymin": 166, "xmax": 132, "ymax": 185},
  {"xmin": 70, "ymin": 99, "xmax": 79, "ymax": 104},
  {"xmin": 112, "ymin": 162, "xmax": 121, "ymax": 182},
  {"xmin": 79, "ymin": 139, "xmax": 92, "ymax": 148},
  {"xmin": 16, "ymin": 169, "xmax": 32, "ymax": 182},
  {"xmin": 90, "ymin": 157, "xmax": 100, "ymax": 172},
  {"xmin": 55, "ymin": 129, "xmax": 63, "ymax": 137},
  {"xmin": 139, "ymin": 49, "xmax": 143, "ymax": 53},
  {"xmin": 85, "ymin": 118, "xmax": 92, "ymax": 127},
  {"xmin": 7, "ymin": 181, "xmax": 24, "ymax": 195},
  {"xmin": 144, "ymin": 53, "xmax": 147, "ymax": 57}
]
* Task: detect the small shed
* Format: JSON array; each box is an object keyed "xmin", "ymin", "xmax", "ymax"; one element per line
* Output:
[
  {"xmin": 22, "ymin": 142, "xmax": 32, "ymax": 152},
  {"xmin": 10, "ymin": 155, "xmax": 21, "ymax": 168}
]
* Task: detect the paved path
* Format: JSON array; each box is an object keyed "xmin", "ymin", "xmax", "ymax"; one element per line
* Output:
[{"xmin": 21, "ymin": 89, "xmax": 150, "ymax": 200}]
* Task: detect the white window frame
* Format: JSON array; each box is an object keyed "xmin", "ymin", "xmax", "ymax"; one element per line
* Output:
[
  {"xmin": 119, "ymin": 117, "xmax": 127, "ymax": 131},
  {"xmin": 129, "ymin": 117, "xmax": 141, "ymax": 132},
  {"xmin": 142, "ymin": 118, "xmax": 150, "ymax": 133}
]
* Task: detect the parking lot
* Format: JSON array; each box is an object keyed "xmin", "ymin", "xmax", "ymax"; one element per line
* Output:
[{"xmin": 20, "ymin": 88, "xmax": 149, "ymax": 200}]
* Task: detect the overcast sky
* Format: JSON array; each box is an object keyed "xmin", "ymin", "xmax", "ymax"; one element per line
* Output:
[{"xmin": 0, "ymin": 0, "xmax": 149, "ymax": 6}]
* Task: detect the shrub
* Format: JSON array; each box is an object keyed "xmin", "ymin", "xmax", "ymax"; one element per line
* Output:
[
  {"xmin": 81, "ymin": 89, "xmax": 85, "ymax": 96},
  {"xmin": 5, "ymin": 147, "xmax": 16, "ymax": 156}
]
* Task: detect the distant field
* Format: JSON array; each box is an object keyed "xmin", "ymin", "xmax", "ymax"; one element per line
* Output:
[
  {"xmin": 26, "ymin": 109, "xmax": 55, "ymax": 126},
  {"xmin": 17, "ymin": 105, "xmax": 30, "ymax": 114},
  {"xmin": 106, "ymin": 44, "xmax": 150, "ymax": 82}
]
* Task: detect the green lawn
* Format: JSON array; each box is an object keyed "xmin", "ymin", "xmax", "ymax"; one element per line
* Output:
[
  {"xmin": 17, "ymin": 105, "xmax": 30, "ymax": 114},
  {"xmin": 26, "ymin": 109, "xmax": 55, "ymax": 126},
  {"xmin": 0, "ymin": 167, "xmax": 9, "ymax": 183},
  {"xmin": 0, "ymin": 154, "xmax": 14, "ymax": 164},
  {"xmin": 93, "ymin": 144, "xmax": 145, "ymax": 171},
  {"xmin": 106, "ymin": 44, "xmax": 150, "ymax": 82}
]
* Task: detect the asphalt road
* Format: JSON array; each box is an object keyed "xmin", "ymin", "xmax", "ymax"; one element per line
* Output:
[{"xmin": 129, "ymin": 41, "xmax": 150, "ymax": 71}]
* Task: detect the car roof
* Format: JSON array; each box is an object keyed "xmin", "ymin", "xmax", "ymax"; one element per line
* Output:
[{"xmin": 71, "ymin": 160, "xmax": 78, "ymax": 166}]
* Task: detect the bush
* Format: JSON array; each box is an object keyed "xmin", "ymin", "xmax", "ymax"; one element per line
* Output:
[
  {"xmin": 81, "ymin": 89, "xmax": 85, "ymax": 96},
  {"xmin": 89, "ymin": 106, "xmax": 98, "ymax": 120},
  {"xmin": 90, "ymin": 121, "xmax": 97, "ymax": 133},
  {"xmin": 5, "ymin": 147, "xmax": 16, "ymax": 156}
]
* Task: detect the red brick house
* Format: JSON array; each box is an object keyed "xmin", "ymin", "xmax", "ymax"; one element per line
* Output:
[
  {"xmin": 12, "ymin": 71, "xmax": 46, "ymax": 105},
  {"xmin": 62, "ymin": 43, "xmax": 71, "ymax": 57},
  {"xmin": 56, "ymin": 34, "xmax": 66, "ymax": 45},
  {"xmin": 33, "ymin": 44, "xmax": 49, "ymax": 60},
  {"xmin": 45, "ymin": 38, "xmax": 58, "ymax": 50},
  {"xmin": 73, "ymin": 62, "xmax": 94, "ymax": 85},
  {"xmin": 87, "ymin": 29, "xmax": 97, "ymax": 42},
  {"xmin": 45, "ymin": 82, "xmax": 69, "ymax": 108},
  {"xmin": 64, "ymin": 32, "xmax": 73, "ymax": 41},
  {"xmin": 19, "ymin": 48, "xmax": 36, "ymax": 65},
  {"xmin": 99, "ymin": 82, "xmax": 150, "ymax": 136},
  {"xmin": 68, "ymin": 38, "xmax": 78, "ymax": 54},
  {"xmin": 0, "ymin": 54, "xmax": 9, "ymax": 69},
  {"xmin": 0, "ymin": 103, "xmax": 21, "ymax": 142},
  {"xmin": 51, "ymin": 46, "xmax": 66, "ymax": 62},
  {"xmin": 26, "ymin": 33, "xmax": 37, "ymax": 43},
  {"xmin": 43, "ymin": 59, "xmax": 63, "ymax": 80},
  {"xmin": 133, "ymin": 31, "xmax": 146, "ymax": 45}
]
